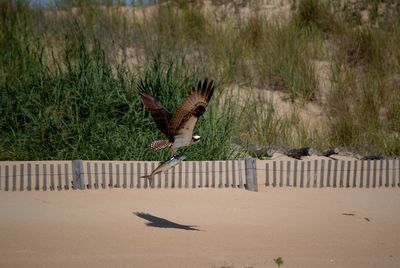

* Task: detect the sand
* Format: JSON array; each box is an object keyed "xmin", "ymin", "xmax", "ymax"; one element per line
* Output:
[{"xmin": 1, "ymin": 188, "xmax": 399, "ymax": 268}]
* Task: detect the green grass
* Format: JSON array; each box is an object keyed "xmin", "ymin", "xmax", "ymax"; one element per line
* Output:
[{"xmin": 1, "ymin": 0, "xmax": 400, "ymax": 160}]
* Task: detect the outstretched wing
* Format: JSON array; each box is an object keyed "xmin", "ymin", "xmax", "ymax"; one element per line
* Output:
[
  {"xmin": 169, "ymin": 78, "xmax": 214, "ymax": 137},
  {"xmin": 138, "ymin": 81, "xmax": 171, "ymax": 137}
]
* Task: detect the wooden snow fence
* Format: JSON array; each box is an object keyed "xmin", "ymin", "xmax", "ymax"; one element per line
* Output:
[{"xmin": 0, "ymin": 158, "xmax": 399, "ymax": 192}]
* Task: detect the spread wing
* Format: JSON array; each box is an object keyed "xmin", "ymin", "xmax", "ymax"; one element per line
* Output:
[
  {"xmin": 138, "ymin": 81, "xmax": 171, "ymax": 137},
  {"xmin": 169, "ymin": 78, "xmax": 214, "ymax": 137}
]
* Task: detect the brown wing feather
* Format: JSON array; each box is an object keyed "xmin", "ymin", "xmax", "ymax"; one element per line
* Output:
[
  {"xmin": 169, "ymin": 79, "xmax": 214, "ymax": 136},
  {"xmin": 138, "ymin": 82, "xmax": 171, "ymax": 137}
]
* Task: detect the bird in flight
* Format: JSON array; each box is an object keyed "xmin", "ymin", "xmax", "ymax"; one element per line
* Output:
[{"xmin": 138, "ymin": 78, "xmax": 214, "ymax": 155}]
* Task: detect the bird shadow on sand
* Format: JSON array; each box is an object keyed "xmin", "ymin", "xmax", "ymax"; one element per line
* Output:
[{"xmin": 133, "ymin": 212, "xmax": 201, "ymax": 231}]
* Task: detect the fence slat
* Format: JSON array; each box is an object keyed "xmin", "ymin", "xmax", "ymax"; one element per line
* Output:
[
  {"xmin": 339, "ymin": 160, "xmax": 345, "ymax": 188},
  {"xmin": 144, "ymin": 162, "xmax": 148, "ymax": 189},
  {"xmin": 165, "ymin": 165, "xmax": 169, "ymax": 188},
  {"xmin": 50, "ymin": 164, "xmax": 55, "ymax": 191},
  {"xmin": 225, "ymin": 161, "xmax": 229, "ymax": 188},
  {"xmin": 385, "ymin": 159, "xmax": 389, "ymax": 187},
  {"xmin": 179, "ymin": 161, "xmax": 183, "ymax": 188},
  {"xmin": 57, "ymin": 164, "xmax": 62, "ymax": 190},
  {"xmin": 306, "ymin": 161, "xmax": 311, "ymax": 188},
  {"xmin": 20, "ymin": 164, "xmax": 24, "ymax": 191},
  {"xmin": 198, "ymin": 161, "xmax": 203, "ymax": 188},
  {"xmin": 353, "ymin": 160, "xmax": 358, "ymax": 188},
  {"xmin": 360, "ymin": 161, "xmax": 364, "ymax": 188},
  {"xmin": 130, "ymin": 162, "xmax": 134, "ymax": 189},
  {"xmin": 293, "ymin": 160, "xmax": 298, "ymax": 187},
  {"xmin": 287, "ymin": 161, "xmax": 291, "ymax": 187},
  {"xmin": 185, "ymin": 161, "xmax": 189, "ymax": 188},
  {"xmin": 265, "ymin": 163, "xmax": 270, "ymax": 187},
  {"xmin": 392, "ymin": 159, "xmax": 396, "ymax": 187},
  {"xmin": 192, "ymin": 162, "xmax": 197, "ymax": 188},
  {"xmin": 205, "ymin": 161, "xmax": 210, "ymax": 188},
  {"xmin": 238, "ymin": 160, "xmax": 243, "ymax": 188},
  {"xmin": 109, "ymin": 163, "xmax": 114, "ymax": 188},
  {"xmin": 245, "ymin": 158, "xmax": 257, "ymax": 192},
  {"xmin": 137, "ymin": 162, "xmax": 141, "ymax": 189},
  {"xmin": 313, "ymin": 160, "xmax": 318, "ymax": 188},
  {"xmin": 27, "ymin": 163, "xmax": 32, "ymax": 191},
  {"xmin": 86, "ymin": 162, "xmax": 92, "ymax": 190},
  {"xmin": 300, "ymin": 161, "xmax": 304, "ymax": 188},
  {"xmin": 346, "ymin": 160, "xmax": 351, "ymax": 188},
  {"xmin": 171, "ymin": 166, "xmax": 176, "ymax": 188},
  {"xmin": 12, "ymin": 165, "xmax": 17, "ymax": 191},
  {"xmin": 366, "ymin": 160, "xmax": 371, "ymax": 188},
  {"xmin": 43, "ymin": 163, "xmax": 47, "ymax": 191},
  {"xmin": 101, "ymin": 163, "xmax": 106, "ymax": 189},
  {"xmin": 327, "ymin": 160, "xmax": 332, "ymax": 187},
  {"xmin": 320, "ymin": 160, "xmax": 325, "ymax": 188},
  {"xmin": 219, "ymin": 161, "xmax": 223, "ymax": 188},
  {"xmin": 123, "ymin": 163, "xmax": 127, "ymax": 189},
  {"xmin": 35, "ymin": 164, "xmax": 40, "ymax": 191},
  {"xmin": 379, "ymin": 159, "xmax": 383, "ymax": 187},
  {"xmin": 94, "ymin": 162, "xmax": 99, "ymax": 189},
  {"xmin": 231, "ymin": 160, "xmax": 236, "ymax": 188},
  {"xmin": 273, "ymin": 161, "xmax": 277, "ymax": 187},
  {"xmin": 279, "ymin": 160, "xmax": 283, "ymax": 187},
  {"xmin": 333, "ymin": 160, "xmax": 338, "ymax": 188},
  {"xmin": 373, "ymin": 160, "xmax": 377, "ymax": 188}
]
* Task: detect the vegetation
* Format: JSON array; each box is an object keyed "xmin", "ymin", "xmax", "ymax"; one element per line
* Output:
[{"xmin": 1, "ymin": 0, "xmax": 399, "ymax": 160}]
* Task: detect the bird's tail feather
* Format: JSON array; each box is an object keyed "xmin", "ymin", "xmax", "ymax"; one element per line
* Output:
[{"xmin": 150, "ymin": 140, "xmax": 172, "ymax": 151}]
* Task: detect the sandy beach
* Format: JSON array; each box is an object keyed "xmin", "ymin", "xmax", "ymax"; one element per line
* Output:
[{"xmin": 0, "ymin": 188, "xmax": 399, "ymax": 268}]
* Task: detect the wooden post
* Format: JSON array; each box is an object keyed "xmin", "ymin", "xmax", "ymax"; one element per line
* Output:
[
  {"xmin": 300, "ymin": 161, "xmax": 304, "ymax": 188},
  {"xmin": 57, "ymin": 164, "xmax": 62, "ymax": 190},
  {"xmin": 339, "ymin": 160, "xmax": 345, "ymax": 188},
  {"xmin": 306, "ymin": 161, "xmax": 311, "ymax": 188},
  {"xmin": 193, "ymin": 162, "xmax": 197, "ymax": 188},
  {"xmin": 198, "ymin": 161, "xmax": 203, "ymax": 188},
  {"xmin": 245, "ymin": 158, "xmax": 258, "ymax": 192},
  {"xmin": 231, "ymin": 160, "xmax": 236, "ymax": 188},
  {"xmin": 102, "ymin": 163, "xmax": 106, "ymax": 189},
  {"xmin": 123, "ymin": 163, "xmax": 127, "ymax": 189},
  {"xmin": 219, "ymin": 161, "xmax": 223, "ymax": 188},
  {"xmin": 35, "ymin": 164, "xmax": 39, "ymax": 191},
  {"xmin": 64, "ymin": 163, "xmax": 69, "ymax": 190},
  {"xmin": 27, "ymin": 163, "xmax": 32, "ymax": 191},
  {"xmin": 373, "ymin": 160, "xmax": 377, "ymax": 188},
  {"xmin": 179, "ymin": 161, "xmax": 183, "ymax": 188},
  {"xmin": 366, "ymin": 160, "xmax": 371, "ymax": 188},
  {"xmin": 171, "ymin": 166, "xmax": 176, "ymax": 188},
  {"xmin": 225, "ymin": 161, "xmax": 229, "ymax": 188},
  {"xmin": 392, "ymin": 159, "xmax": 396, "ymax": 187},
  {"xmin": 136, "ymin": 162, "xmax": 141, "ymax": 189},
  {"xmin": 185, "ymin": 161, "xmax": 189, "ymax": 188},
  {"xmin": 379, "ymin": 159, "xmax": 383, "ymax": 187},
  {"xmin": 50, "ymin": 164, "xmax": 55, "ymax": 190},
  {"xmin": 5, "ymin": 165, "xmax": 9, "ymax": 191},
  {"xmin": 346, "ymin": 160, "xmax": 351, "ymax": 188},
  {"xmin": 265, "ymin": 162, "xmax": 270, "ymax": 187},
  {"xmin": 353, "ymin": 160, "xmax": 358, "ymax": 188},
  {"xmin": 205, "ymin": 161, "xmax": 210, "ymax": 188},
  {"xmin": 360, "ymin": 161, "xmax": 364, "ymax": 188},
  {"xmin": 94, "ymin": 162, "xmax": 99, "ymax": 189},
  {"xmin": 333, "ymin": 160, "xmax": 338, "ymax": 188},
  {"xmin": 238, "ymin": 160, "xmax": 243, "ymax": 188},
  {"xmin": 12, "ymin": 165, "xmax": 16, "ymax": 191},
  {"xmin": 109, "ymin": 163, "xmax": 114, "ymax": 188},
  {"xmin": 327, "ymin": 160, "xmax": 332, "ymax": 187},
  {"xmin": 116, "ymin": 163, "xmax": 120, "ymax": 188},
  {"xmin": 72, "ymin": 160, "xmax": 85, "ymax": 190}
]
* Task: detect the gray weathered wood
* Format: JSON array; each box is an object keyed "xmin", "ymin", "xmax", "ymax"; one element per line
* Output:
[
  {"xmin": 333, "ymin": 160, "xmax": 338, "ymax": 188},
  {"xmin": 205, "ymin": 162, "xmax": 210, "ymax": 188},
  {"xmin": 43, "ymin": 163, "xmax": 47, "ymax": 191},
  {"xmin": 346, "ymin": 160, "xmax": 351, "ymax": 188},
  {"xmin": 137, "ymin": 162, "xmax": 141, "ymax": 189},
  {"xmin": 212, "ymin": 161, "xmax": 216, "ymax": 187},
  {"xmin": 50, "ymin": 164, "xmax": 55, "ymax": 190},
  {"xmin": 171, "ymin": 166, "xmax": 176, "ymax": 188},
  {"xmin": 245, "ymin": 158, "xmax": 258, "ymax": 192},
  {"xmin": 366, "ymin": 160, "xmax": 371, "ymax": 188},
  {"xmin": 144, "ymin": 162, "xmax": 148, "ymax": 189},
  {"xmin": 392, "ymin": 159, "xmax": 396, "ymax": 187},
  {"xmin": 130, "ymin": 162, "xmax": 134, "ymax": 189},
  {"xmin": 0, "ymin": 164, "xmax": 2, "ymax": 190},
  {"xmin": 109, "ymin": 163, "xmax": 114, "ymax": 188},
  {"xmin": 12, "ymin": 165, "xmax": 16, "ymax": 191},
  {"xmin": 287, "ymin": 161, "xmax": 291, "ymax": 187},
  {"xmin": 320, "ymin": 160, "xmax": 325, "ymax": 188},
  {"xmin": 86, "ymin": 162, "xmax": 92, "ymax": 189},
  {"xmin": 385, "ymin": 159, "xmax": 389, "ymax": 187},
  {"xmin": 353, "ymin": 160, "xmax": 358, "ymax": 187},
  {"xmin": 179, "ymin": 161, "xmax": 183, "ymax": 188},
  {"xmin": 101, "ymin": 163, "xmax": 106, "ymax": 189},
  {"xmin": 198, "ymin": 162, "xmax": 203, "ymax": 188},
  {"xmin": 265, "ymin": 163, "xmax": 270, "ymax": 187},
  {"xmin": 5, "ymin": 165, "xmax": 9, "ymax": 191},
  {"xmin": 379, "ymin": 159, "xmax": 383, "ymax": 187},
  {"xmin": 123, "ymin": 163, "xmax": 127, "ymax": 189},
  {"xmin": 116, "ymin": 164, "xmax": 120, "ymax": 188},
  {"xmin": 398, "ymin": 158, "xmax": 400, "ymax": 187},
  {"xmin": 35, "ymin": 164, "xmax": 40, "ymax": 191},
  {"xmin": 165, "ymin": 165, "xmax": 169, "ymax": 188},
  {"xmin": 193, "ymin": 162, "xmax": 197, "ymax": 188},
  {"xmin": 327, "ymin": 160, "xmax": 332, "ymax": 187},
  {"xmin": 72, "ymin": 160, "xmax": 84, "ymax": 190},
  {"xmin": 273, "ymin": 161, "xmax": 277, "ymax": 187},
  {"xmin": 156, "ymin": 162, "xmax": 161, "ymax": 188},
  {"xmin": 293, "ymin": 161, "xmax": 298, "ymax": 187},
  {"xmin": 238, "ymin": 160, "xmax": 243, "ymax": 188},
  {"xmin": 94, "ymin": 162, "xmax": 99, "ymax": 189},
  {"xmin": 225, "ymin": 161, "xmax": 229, "ymax": 187},
  {"xmin": 20, "ymin": 164, "xmax": 24, "ymax": 191},
  {"xmin": 300, "ymin": 161, "xmax": 304, "ymax": 188},
  {"xmin": 27, "ymin": 163, "xmax": 32, "ymax": 191},
  {"xmin": 279, "ymin": 160, "xmax": 283, "ymax": 187},
  {"xmin": 372, "ymin": 160, "xmax": 377, "ymax": 188},
  {"xmin": 64, "ymin": 163, "xmax": 69, "ymax": 190},
  {"xmin": 185, "ymin": 161, "xmax": 190, "ymax": 188},
  {"xmin": 231, "ymin": 160, "xmax": 236, "ymax": 188},
  {"xmin": 313, "ymin": 160, "xmax": 318, "ymax": 188},
  {"xmin": 339, "ymin": 160, "xmax": 345, "ymax": 188},
  {"xmin": 360, "ymin": 161, "xmax": 364, "ymax": 188},
  {"xmin": 219, "ymin": 161, "xmax": 223, "ymax": 188},
  {"xmin": 57, "ymin": 164, "xmax": 62, "ymax": 190},
  {"xmin": 306, "ymin": 161, "xmax": 311, "ymax": 188}
]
